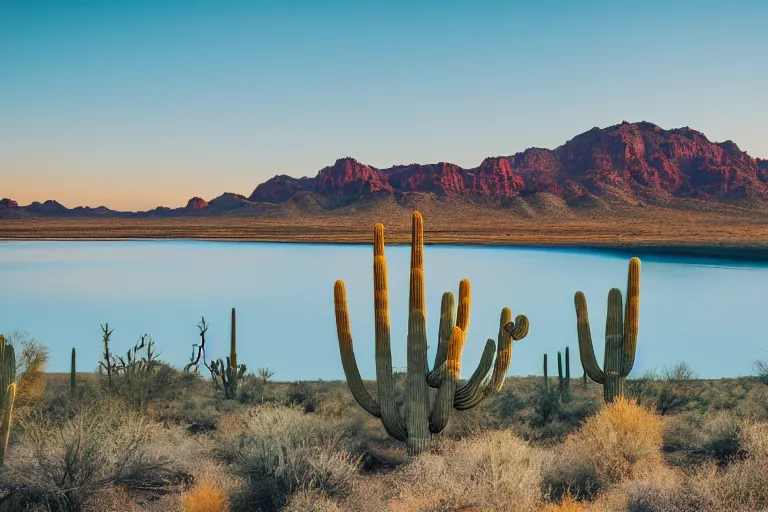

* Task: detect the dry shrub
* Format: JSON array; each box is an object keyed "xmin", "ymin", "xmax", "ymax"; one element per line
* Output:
[
  {"xmin": 543, "ymin": 494, "xmax": 585, "ymax": 511},
  {"xmin": 3, "ymin": 331, "xmax": 49, "ymax": 405},
  {"xmin": 387, "ymin": 429, "xmax": 542, "ymax": 512},
  {"xmin": 623, "ymin": 481, "xmax": 718, "ymax": 512},
  {"xmin": 1, "ymin": 397, "xmax": 187, "ymax": 512},
  {"xmin": 694, "ymin": 420, "xmax": 768, "ymax": 510},
  {"xmin": 543, "ymin": 397, "xmax": 662, "ymax": 500},
  {"xmin": 219, "ymin": 404, "xmax": 361, "ymax": 511},
  {"xmin": 181, "ymin": 478, "xmax": 230, "ymax": 512},
  {"xmin": 282, "ymin": 490, "xmax": 343, "ymax": 512},
  {"xmin": 569, "ymin": 396, "xmax": 662, "ymax": 484}
]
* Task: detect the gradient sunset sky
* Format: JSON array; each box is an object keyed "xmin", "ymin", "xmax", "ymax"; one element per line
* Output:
[{"xmin": 2, "ymin": 0, "xmax": 767, "ymax": 211}]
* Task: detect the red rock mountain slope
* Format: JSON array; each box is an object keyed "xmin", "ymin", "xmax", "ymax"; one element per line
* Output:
[{"xmin": 4, "ymin": 121, "xmax": 768, "ymax": 216}]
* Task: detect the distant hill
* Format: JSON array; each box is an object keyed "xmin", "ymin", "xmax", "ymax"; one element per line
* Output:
[{"xmin": 4, "ymin": 121, "xmax": 768, "ymax": 219}]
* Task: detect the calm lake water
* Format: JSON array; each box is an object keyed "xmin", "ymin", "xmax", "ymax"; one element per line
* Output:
[{"xmin": 1, "ymin": 240, "xmax": 766, "ymax": 381}]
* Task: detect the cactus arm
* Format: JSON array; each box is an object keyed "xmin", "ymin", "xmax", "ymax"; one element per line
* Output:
[
  {"xmin": 429, "ymin": 280, "xmax": 470, "ymax": 387},
  {"xmin": 429, "ymin": 326, "xmax": 466, "ymax": 433},
  {"xmin": 453, "ymin": 338, "xmax": 495, "ymax": 408},
  {"xmin": 406, "ymin": 212, "xmax": 430, "ymax": 454},
  {"xmin": 429, "ymin": 292, "xmax": 456, "ymax": 384},
  {"xmin": 574, "ymin": 291, "xmax": 606, "ymax": 384},
  {"xmin": 373, "ymin": 224, "xmax": 407, "ymax": 441},
  {"xmin": 454, "ymin": 374, "xmax": 492, "ymax": 411},
  {"xmin": 621, "ymin": 257, "xmax": 641, "ymax": 376},
  {"xmin": 334, "ymin": 280, "xmax": 381, "ymax": 418},
  {"xmin": 504, "ymin": 315, "xmax": 530, "ymax": 341},
  {"xmin": 427, "ymin": 361, "xmax": 446, "ymax": 388},
  {"xmin": 0, "ymin": 383, "xmax": 15, "ymax": 465},
  {"xmin": 486, "ymin": 308, "xmax": 514, "ymax": 395}
]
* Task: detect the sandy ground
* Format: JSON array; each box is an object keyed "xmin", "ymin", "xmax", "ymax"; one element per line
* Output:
[{"xmin": 2, "ymin": 204, "xmax": 768, "ymax": 259}]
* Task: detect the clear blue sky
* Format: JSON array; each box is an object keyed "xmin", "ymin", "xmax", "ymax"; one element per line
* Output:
[{"xmin": 2, "ymin": 0, "xmax": 766, "ymax": 210}]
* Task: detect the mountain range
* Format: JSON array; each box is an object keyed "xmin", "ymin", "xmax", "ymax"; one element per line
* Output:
[{"xmin": 3, "ymin": 121, "xmax": 768, "ymax": 218}]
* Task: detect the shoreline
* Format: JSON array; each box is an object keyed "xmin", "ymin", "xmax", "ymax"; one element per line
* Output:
[{"xmin": 3, "ymin": 235, "xmax": 768, "ymax": 263}]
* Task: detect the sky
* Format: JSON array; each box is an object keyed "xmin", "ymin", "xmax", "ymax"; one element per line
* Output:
[{"xmin": 2, "ymin": 0, "xmax": 767, "ymax": 211}]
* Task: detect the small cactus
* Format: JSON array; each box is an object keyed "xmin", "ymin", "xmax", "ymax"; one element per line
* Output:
[
  {"xmin": 558, "ymin": 347, "xmax": 571, "ymax": 402},
  {"xmin": 208, "ymin": 308, "xmax": 246, "ymax": 399},
  {"xmin": 574, "ymin": 257, "xmax": 641, "ymax": 402},
  {"xmin": 70, "ymin": 347, "xmax": 77, "ymax": 398}
]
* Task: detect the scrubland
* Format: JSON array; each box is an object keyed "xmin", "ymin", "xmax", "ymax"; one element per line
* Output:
[{"xmin": 1, "ymin": 331, "xmax": 767, "ymax": 512}]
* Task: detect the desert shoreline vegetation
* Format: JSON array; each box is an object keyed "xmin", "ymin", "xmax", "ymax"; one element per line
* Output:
[{"xmin": 4, "ymin": 211, "xmax": 768, "ymax": 511}]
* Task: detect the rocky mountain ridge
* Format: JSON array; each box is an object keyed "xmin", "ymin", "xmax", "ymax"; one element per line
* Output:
[{"xmin": 4, "ymin": 121, "xmax": 767, "ymax": 218}]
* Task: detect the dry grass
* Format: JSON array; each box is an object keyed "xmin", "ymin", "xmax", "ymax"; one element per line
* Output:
[
  {"xmin": 542, "ymin": 397, "xmax": 664, "ymax": 501},
  {"xmin": 543, "ymin": 494, "xmax": 586, "ymax": 512},
  {"xmin": 2, "ymin": 331, "xmax": 50, "ymax": 407},
  {"xmin": 1, "ymin": 396, "xmax": 189, "ymax": 511},
  {"xmin": 15, "ymin": 365, "xmax": 768, "ymax": 511},
  {"xmin": 217, "ymin": 405, "xmax": 361, "ymax": 512},
  {"xmin": 180, "ymin": 478, "xmax": 230, "ymax": 512},
  {"xmin": 381, "ymin": 429, "xmax": 543, "ymax": 512}
]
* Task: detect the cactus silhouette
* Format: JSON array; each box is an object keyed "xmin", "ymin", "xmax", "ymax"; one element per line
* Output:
[
  {"xmin": 558, "ymin": 347, "xmax": 571, "ymax": 402},
  {"xmin": 333, "ymin": 211, "xmax": 529, "ymax": 454},
  {"xmin": 70, "ymin": 347, "xmax": 76, "ymax": 398},
  {"xmin": 574, "ymin": 257, "xmax": 641, "ymax": 402},
  {"xmin": 209, "ymin": 308, "xmax": 246, "ymax": 399},
  {"xmin": 0, "ymin": 336, "xmax": 16, "ymax": 465}
]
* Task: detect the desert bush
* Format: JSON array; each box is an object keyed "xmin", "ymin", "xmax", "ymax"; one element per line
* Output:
[
  {"xmin": 287, "ymin": 381, "xmax": 321, "ymax": 413},
  {"xmin": 2, "ymin": 331, "xmax": 50, "ymax": 406},
  {"xmin": 388, "ymin": 429, "xmax": 543, "ymax": 511},
  {"xmin": 662, "ymin": 412, "xmax": 742, "ymax": 466},
  {"xmin": 533, "ymin": 381, "xmax": 561, "ymax": 427},
  {"xmin": 625, "ymin": 368, "xmax": 661, "ymax": 408},
  {"xmin": 282, "ymin": 490, "xmax": 343, "ymax": 512},
  {"xmin": 702, "ymin": 455, "xmax": 768, "ymax": 510},
  {"xmin": 753, "ymin": 356, "xmax": 768, "ymax": 385},
  {"xmin": 543, "ymin": 494, "xmax": 585, "ymax": 512},
  {"xmin": 624, "ymin": 481, "xmax": 718, "ymax": 512},
  {"xmin": 180, "ymin": 478, "xmax": 230, "ymax": 512},
  {"xmin": 218, "ymin": 404, "xmax": 361, "ymax": 511},
  {"xmin": 543, "ymin": 397, "xmax": 663, "ymax": 500},
  {"xmin": 0, "ymin": 397, "xmax": 186, "ymax": 512}
]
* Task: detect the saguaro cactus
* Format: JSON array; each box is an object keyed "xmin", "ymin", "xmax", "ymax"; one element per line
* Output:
[
  {"xmin": 543, "ymin": 353, "xmax": 549, "ymax": 392},
  {"xmin": 209, "ymin": 308, "xmax": 246, "ymax": 399},
  {"xmin": 70, "ymin": 347, "xmax": 77, "ymax": 398},
  {"xmin": 574, "ymin": 257, "xmax": 641, "ymax": 402},
  {"xmin": 0, "ymin": 336, "xmax": 17, "ymax": 465},
  {"xmin": 333, "ymin": 211, "xmax": 530, "ymax": 455},
  {"xmin": 558, "ymin": 347, "xmax": 571, "ymax": 402},
  {"xmin": 0, "ymin": 336, "xmax": 15, "ymax": 413}
]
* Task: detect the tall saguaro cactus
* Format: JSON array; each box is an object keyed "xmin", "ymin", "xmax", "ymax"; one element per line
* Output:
[
  {"xmin": 334, "ymin": 211, "xmax": 530, "ymax": 455},
  {"xmin": 574, "ymin": 257, "xmax": 641, "ymax": 402},
  {"xmin": 209, "ymin": 308, "xmax": 246, "ymax": 399},
  {"xmin": 0, "ymin": 335, "xmax": 17, "ymax": 465}
]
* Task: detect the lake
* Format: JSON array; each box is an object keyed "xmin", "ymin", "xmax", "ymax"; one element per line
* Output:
[{"xmin": 1, "ymin": 240, "xmax": 766, "ymax": 381}]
